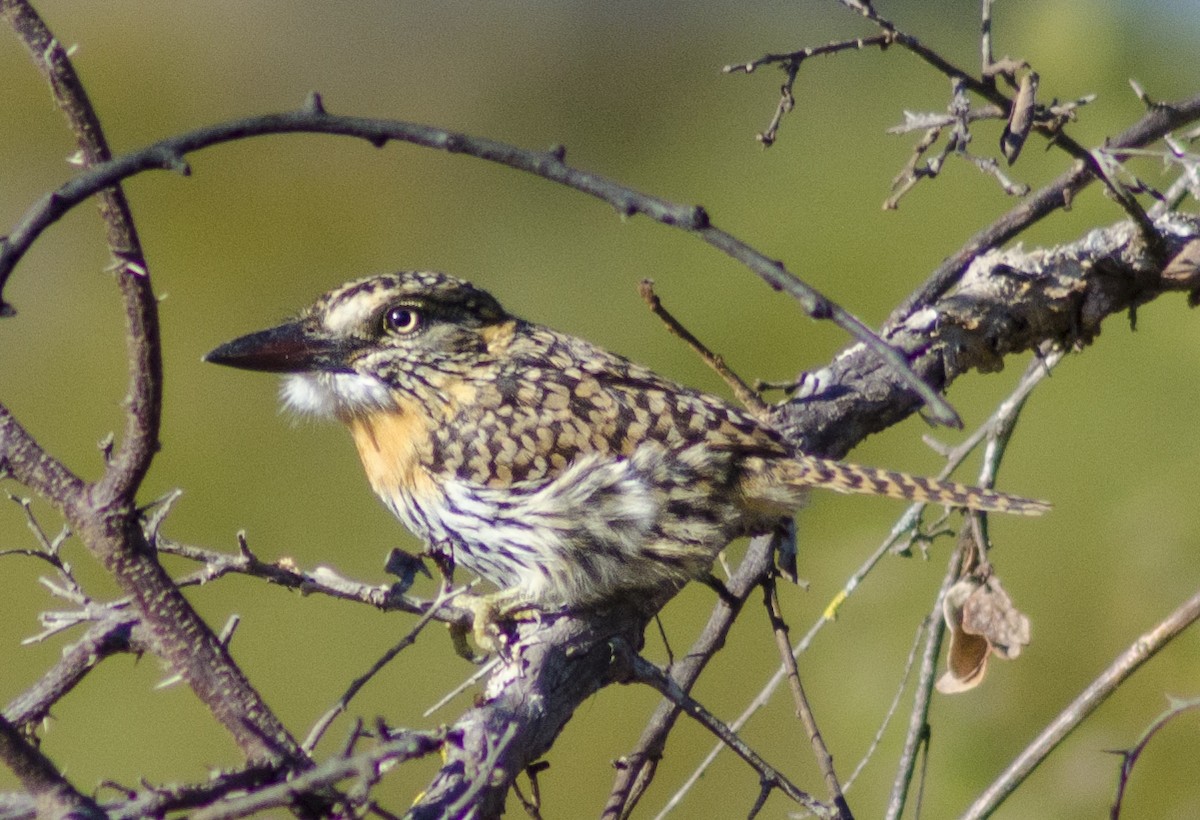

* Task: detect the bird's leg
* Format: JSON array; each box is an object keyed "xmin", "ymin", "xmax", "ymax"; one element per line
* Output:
[
  {"xmin": 451, "ymin": 588, "xmax": 548, "ymax": 659},
  {"xmin": 423, "ymin": 542, "xmax": 496, "ymax": 662},
  {"xmin": 425, "ymin": 542, "xmax": 541, "ymax": 659}
]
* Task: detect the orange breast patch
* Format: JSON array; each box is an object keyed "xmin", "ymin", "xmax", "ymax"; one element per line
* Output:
[{"xmin": 346, "ymin": 405, "xmax": 435, "ymax": 499}]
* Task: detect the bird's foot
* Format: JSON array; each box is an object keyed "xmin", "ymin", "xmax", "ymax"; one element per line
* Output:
[{"xmin": 450, "ymin": 590, "xmax": 545, "ymax": 661}]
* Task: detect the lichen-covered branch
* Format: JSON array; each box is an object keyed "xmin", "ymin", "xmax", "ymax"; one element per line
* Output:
[{"xmin": 776, "ymin": 213, "xmax": 1200, "ymax": 457}]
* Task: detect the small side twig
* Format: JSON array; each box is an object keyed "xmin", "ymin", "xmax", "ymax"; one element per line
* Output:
[
  {"xmin": 638, "ymin": 279, "xmax": 769, "ymax": 419},
  {"xmin": 303, "ymin": 583, "xmax": 467, "ymax": 753},
  {"xmin": 1110, "ymin": 696, "xmax": 1200, "ymax": 818},
  {"xmin": 157, "ymin": 534, "xmax": 472, "ymax": 626},
  {"xmin": 4, "ymin": 611, "xmax": 143, "ymax": 728},
  {"xmin": 630, "ymin": 655, "xmax": 827, "ymax": 818},
  {"xmin": 722, "ymin": 33, "xmax": 893, "ymax": 147},
  {"xmin": 762, "ymin": 575, "xmax": 851, "ymax": 818},
  {"xmin": 842, "ymin": 621, "xmax": 928, "ymax": 793},
  {"xmin": 423, "ymin": 657, "xmax": 500, "ymax": 718}
]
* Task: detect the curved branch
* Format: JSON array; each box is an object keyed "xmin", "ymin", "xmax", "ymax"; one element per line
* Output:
[
  {"xmin": 0, "ymin": 0, "xmax": 159, "ymax": 502},
  {"xmin": 0, "ymin": 99, "xmax": 959, "ymax": 426}
]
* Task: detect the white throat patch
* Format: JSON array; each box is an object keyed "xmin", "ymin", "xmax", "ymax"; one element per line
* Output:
[{"xmin": 281, "ymin": 371, "xmax": 394, "ymax": 419}]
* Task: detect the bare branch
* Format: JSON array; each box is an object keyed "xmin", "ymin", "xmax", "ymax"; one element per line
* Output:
[
  {"xmin": 962, "ymin": 589, "xmax": 1200, "ymax": 819},
  {"xmin": 0, "ymin": 0, "xmax": 159, "ymax": 502},
  {"xmin": 604, "ymin": 534, "xmax": 773, "ymax": 819},
  {"xmin": 884, "ymin": 92, "xmax": 1200, "ymax": 321},
  {"xmin": 887, "ymin": 345, "xmax": 1061, "ymax": 817},
  {"xmin": 0, "ymin": 713, "xmax": 104, "ymax": 819},
  {"xmin": 762, "ymin": 576, "xmax": 851, "ymax": 817},
  {"xmin": 189, "ymin": 730, "xmax": 444, "ymax": 820},
  {"xmin": 4, "ymin": 610, "xmax": 142, "ymax": 728},
  {"xmin": 303, "ymin": 583, "xmax": 468, "ymax": 753},
  {"xmin": 630, "ymin": 655, "xmax": 828, "ymax": 817},
  {"xmin": 1, "ymin": 0, "xmax": 307, "ymax": 771},
  {"xmin": 722, "ymin": 33, "xmax": 892, "ymax": 147},
  {"xmin": 884, "ymin": 539, "xmax": 965, "ymax": 820},
  {"xmin": 0, "ymin": 106, "xmax": 960, "ymax": 427},
  {"xmin": 156, "ymin": 535, "xmax": 475, "ymax": 633},
  {"xmin": 1111, "ymin": 697, "xmax": 1200, "ymax": 817},
  {"xmin": 0, "ymin": 405, "xmax": 85, "ymax": 507},
  {"xmin": 412, "ymin": 610, "xmax": 642, "ymax": 818},
  {"xmin": 638, "ymin": 279, "xmax": 769, "ymax": 419},
  {"xmin": 779, "ymin": 212, "xmax": 1200, "ymax": 458}
]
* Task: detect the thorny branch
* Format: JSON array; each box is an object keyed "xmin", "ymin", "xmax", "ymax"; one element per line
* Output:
[
  {"xmin": 2, "ymin": 1, "xmax": 1200, "ymax": 817},
  {"xmin": 0, "ymin": 102, "xmax": 960, "ymax": 429},
  {"xmin": 1110, "ymin": 696, "xmax": 1200, "ymax": 818},
  {"xmin": 0, "ymin": 0, "xmax": 310, "ymax": 771},
  {"xmin": 731, "ymin": 0, "xmax": 1170, "ymax": 243}
]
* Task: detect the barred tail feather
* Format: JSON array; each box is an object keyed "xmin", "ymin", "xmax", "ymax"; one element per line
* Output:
[{"xmin": 785, "ymin": 456, "xmax": 1050, "ymax": 516}]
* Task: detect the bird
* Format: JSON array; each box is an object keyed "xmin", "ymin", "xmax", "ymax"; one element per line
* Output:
[{"xmin": 206, "ymin": 271, "xmax": 1048, "ymax": 632}]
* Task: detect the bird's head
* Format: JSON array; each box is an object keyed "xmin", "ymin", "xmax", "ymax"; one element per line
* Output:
[{"xmin": 205, "ymin": 271, "xmax": 511, "ymax": 420}]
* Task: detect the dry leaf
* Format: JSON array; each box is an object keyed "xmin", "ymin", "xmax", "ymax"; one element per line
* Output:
[
  {"xmin": 937, "ymin": 574, "xmax": 1031, "ymax": 693},
  {"xmin": 963, "ymin": 574, "xmax": 1030, "ymax": 659}
]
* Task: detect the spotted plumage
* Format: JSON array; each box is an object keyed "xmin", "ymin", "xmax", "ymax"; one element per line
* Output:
[{"xmin": 207, "ymin": 271, "xmax": 1048, "ymax": 612}]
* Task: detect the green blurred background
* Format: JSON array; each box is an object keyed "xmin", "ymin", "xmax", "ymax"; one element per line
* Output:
[{"xmin": 2, "ymin": 1, "xmax": 1198, "ymax": 817}]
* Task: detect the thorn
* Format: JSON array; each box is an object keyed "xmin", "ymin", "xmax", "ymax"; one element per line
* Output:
[
  {"xmin": 305, "ymin": 91, "xmax": 326, "ymax": 115},
  {"xmin": 1129, "ymin": 78, "xmax": 1155, "ymax": 109}
]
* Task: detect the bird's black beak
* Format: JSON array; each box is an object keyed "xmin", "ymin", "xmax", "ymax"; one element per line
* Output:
[{"xmin": 204, "ymin": 321, "xmax": 357, "ymax": 374}]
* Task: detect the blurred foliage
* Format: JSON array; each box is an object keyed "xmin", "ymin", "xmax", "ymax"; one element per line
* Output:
[{"xmin": 1, "ymin": 1, "xmax": 1198, "ymax": 817}]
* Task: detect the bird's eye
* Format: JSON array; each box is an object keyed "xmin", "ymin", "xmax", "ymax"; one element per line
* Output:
[{"xmin": 382, "ymin": 305, "xmax": 422, "ymax": 335}]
